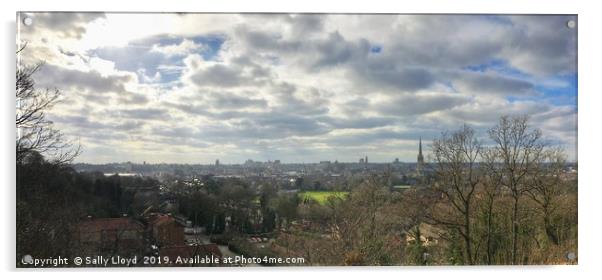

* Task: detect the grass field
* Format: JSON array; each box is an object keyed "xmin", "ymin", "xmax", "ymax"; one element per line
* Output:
[{"xmin": 298, "ymin": 191, "xmax": 349, "ymax": 205}]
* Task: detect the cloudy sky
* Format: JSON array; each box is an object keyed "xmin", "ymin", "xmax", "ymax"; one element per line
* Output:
[{"xmin": 17, "ymin": 13, "xmax": 577, "ymax": 164}]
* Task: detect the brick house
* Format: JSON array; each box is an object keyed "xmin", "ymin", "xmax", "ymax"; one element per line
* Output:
[
  {"xmin": 77, "ymin": 217, "xmax": 145, "ymax": 255},
  {"xmin": 148, "ymin": 214, "xmax": 185, "ymax": 246}
]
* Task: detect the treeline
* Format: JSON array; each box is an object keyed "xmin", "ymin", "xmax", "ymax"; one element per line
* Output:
[
  {"xmin": 427, "ymin": 116, "xmax": 577, "ymax": 265},
  {"xmin": 177, "ymin": 179, "xmax": 300, "ymax": 235},
  {"xmin": 16, "ymin": 152, "xmax": 155, "ymax": 260},
  {"xmin": 277, "ymin": 116, "xmax": 577, "ymax": 265}
]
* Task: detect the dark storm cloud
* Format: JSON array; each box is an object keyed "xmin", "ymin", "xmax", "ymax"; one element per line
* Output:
[{"xmin": 26, "ymin": 12, "xmax": 105, "ymax": 39}]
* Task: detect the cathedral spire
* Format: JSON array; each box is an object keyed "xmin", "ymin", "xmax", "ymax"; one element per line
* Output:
[
  {"xmin": 419, "ymin": 137, "xmax": 422, "ymax": 157},
  {"xmin": 417, "ymin": 137, "xmax": 424, "ymax": 175}
]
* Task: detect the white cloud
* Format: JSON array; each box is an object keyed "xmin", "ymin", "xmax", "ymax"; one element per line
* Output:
[
  {"xmin": 17, "ymin": 13, "xmax": 578, "ymax": 163},
  {"xmin": 150, "ymin": 39, "xmax": 206, "ymax": 57}
]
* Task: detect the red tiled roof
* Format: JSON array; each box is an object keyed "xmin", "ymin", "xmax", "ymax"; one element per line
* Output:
[{"xmin": 149, "ymin": 214, "xmax": 184, "ymax": 228}]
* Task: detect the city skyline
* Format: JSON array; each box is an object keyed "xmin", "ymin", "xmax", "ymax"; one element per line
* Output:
[
  {"xmin": 74, "ymin": 139, "xmax": 424, "ymax": 165},
  {"xmin": 17, "ymin": 13, "xmax": 577, "ymax": 164}
]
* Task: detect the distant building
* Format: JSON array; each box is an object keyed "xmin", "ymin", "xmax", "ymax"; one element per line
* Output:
[
  {"xmin": 394, "ymin": 158, "xmax": 400, "ymax": 164},
  {"xmin": 215, "ymin": 159, "xmax": 220, "ymax": 166},
  {"xmin": 365, "ymin": 156, "xmax": 368, "ymax": 164},
  {"xmin": 359, "ymin": 158, "xmax": 364, "ymax": 164}
]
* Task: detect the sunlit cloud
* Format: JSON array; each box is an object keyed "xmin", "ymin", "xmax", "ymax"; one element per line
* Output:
[{"xmin": 17, "ymin": 13, "xmax": 578, "ymax": 163}]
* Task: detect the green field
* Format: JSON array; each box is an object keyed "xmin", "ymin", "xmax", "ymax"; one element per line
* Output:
[{"xmin": 298, "ymin": 191, "xmax": 349, "ymax": 205}]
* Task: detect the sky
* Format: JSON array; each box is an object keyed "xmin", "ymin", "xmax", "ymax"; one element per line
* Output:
[{"xmin": 16, "ymin": 13, "xmax": 577, "ymax": 164}]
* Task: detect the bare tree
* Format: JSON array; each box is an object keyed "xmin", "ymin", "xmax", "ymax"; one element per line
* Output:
[
  {"xmin": 487, "ymin": 115, "xmax": 545, "ymax": 264},
  {"xmin": 16, "ymin": 46, "xmax": 80, "ymax": 164},
  {"xmin": 429, "ymin": 124, "xmax": 482, "ymax": 264},
  {"xmin": 322, "ymin": 174, "xmax": 401, "ymax": 265},
  {"xmin": 525, "ymin": 148, "xmax": 566, "ymax": 246},
  {"xmin": 480, "ymin": 149, "xmax": 504, "ymax": 264}
]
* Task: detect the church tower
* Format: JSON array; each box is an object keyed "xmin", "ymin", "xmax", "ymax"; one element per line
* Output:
[{"xmin": 417, "ymin": 137, "xmax": 424, "ymax": 174}]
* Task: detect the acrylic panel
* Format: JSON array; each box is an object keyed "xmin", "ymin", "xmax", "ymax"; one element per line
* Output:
[{"xmin": 16, "ymin": 13, "xmax": 578, "ymax": 267}]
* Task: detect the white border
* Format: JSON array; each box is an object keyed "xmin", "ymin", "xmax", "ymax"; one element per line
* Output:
[{"xmin": 2, "ymin": 0, "xmax": 600, "ymax": 279}]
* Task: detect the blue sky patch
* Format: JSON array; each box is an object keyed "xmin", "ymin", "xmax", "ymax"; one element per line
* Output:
[
  {"xmin": 370, "ymin": 45, "xmax": 382, "ymax": 53},
  {"xmin": 89, "ymin": 34, "xmax": 225, "ymax": 84}
]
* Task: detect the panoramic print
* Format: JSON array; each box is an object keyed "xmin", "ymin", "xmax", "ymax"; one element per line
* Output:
[{"xmin": 16, "ymin": 13, "xmax": 577, "ymax": 267}]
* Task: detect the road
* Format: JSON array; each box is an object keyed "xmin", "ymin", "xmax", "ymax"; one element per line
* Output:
[{"xmin": 185, "ymin": 233, "xmax": 261, "ymax": 267}]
